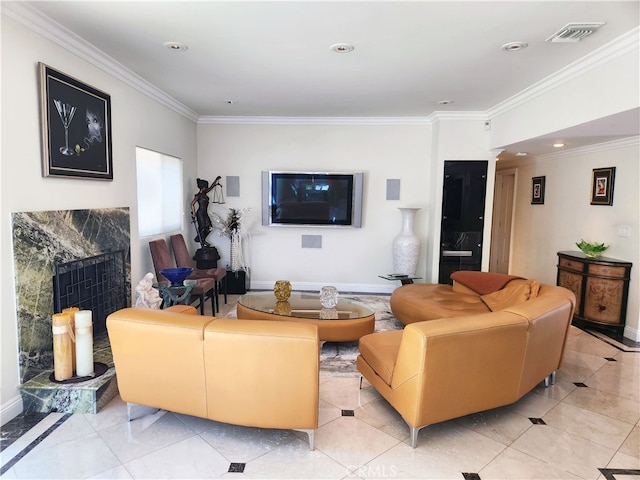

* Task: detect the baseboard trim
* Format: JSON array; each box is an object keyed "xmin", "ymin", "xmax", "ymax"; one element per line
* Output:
[{"xmin": 1, "ymin": 395, "xmax": 23, "ymax": 425}]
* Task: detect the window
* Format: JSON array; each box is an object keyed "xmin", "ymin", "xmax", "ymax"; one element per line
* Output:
[{"xmin": 136, "ymin": 147, "xmax": 183, "ymax": 237}]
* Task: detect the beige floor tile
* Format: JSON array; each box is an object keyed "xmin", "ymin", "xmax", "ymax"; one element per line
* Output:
[
  {"xmin": 563, "ymin": 385, "xmax": 640, "ymax": 425},
  {"xmin": 363, "ymin": 442, "xmax": 463, "ymax": 479},
  {"xmin": 455, "ymin": 406, "xmax": 533, "ymax": 446},
  {"xmin": 413, "ymin": 421, "xmax": 507, "ymax": 472},
  {"xmin": 315, "ymin": 416, "xmax": 400, "ymax": 469},
  {"xmin": 479, "ymin": 447, "xmax": 582, "ymax": 479},
  {"xmin": 242, "ymin": 436, "xmax": 347, "ymax": 479},
  {"xmin": 355, "ymin": 397, "xmax": 410, "ymax": 441},
  {"xmin": 510, "ymin": 424, "xmax": 616, "ymax": 479},
  {"xmin": 96, "ymin": 411, "xmax": 197, "ymax": 464},
  {"xmin": 619, "ymin": 425, "xmax": 640, "ymax": 459},
  {"xmin": 543, "ymin": 402, "xmax": 635, "ymax": 450},
  {"xmin": 13, "ymin": 431, "xmax": 121, "ymax": 479},
  {"xmin": 123, "ymin": 435, "xmax": 229, "ymax": 479}
]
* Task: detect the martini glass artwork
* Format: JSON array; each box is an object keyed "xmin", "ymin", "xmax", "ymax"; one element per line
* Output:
[{"xmin": 53, "ymin": 99, "xmax": 77, "ymax": 156}]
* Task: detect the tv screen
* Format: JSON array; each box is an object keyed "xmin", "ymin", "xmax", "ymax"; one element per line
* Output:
[{"xmin": 262, "ymin": 171, "xmax": 363, "ymax": 227}]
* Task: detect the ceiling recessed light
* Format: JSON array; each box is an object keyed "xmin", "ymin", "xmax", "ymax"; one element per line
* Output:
[
  {"xmin": 163, "ymin": 41, "xmax": 188, "ymax": 51},
  {"xmin": 553, "ymin": 143, "xmax": 565, "ymax": 148},
  {"xmin": 501, "ymin": 41, "xmax": 528, "ymax": 52},
  {"xmin": 330, "ymin": 43, "xmax": 354, "ymax": 53},
  {"xmin": 437, "ymin": 100, "xmax": 454, "ymax": 105},
  {"xmin": 226, "ymin": 100, "xmax": 235, "ymax": 105}
]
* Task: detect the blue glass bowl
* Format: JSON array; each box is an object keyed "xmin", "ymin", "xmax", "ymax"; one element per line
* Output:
[{"xmin": 160, "ymin": 267, "xmax": 193, "ymax": 286}]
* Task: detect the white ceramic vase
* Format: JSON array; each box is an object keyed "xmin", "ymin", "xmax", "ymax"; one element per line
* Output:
[{"xmin": 392, "ymin": 207, "xmax": 421, "ymax": 275}]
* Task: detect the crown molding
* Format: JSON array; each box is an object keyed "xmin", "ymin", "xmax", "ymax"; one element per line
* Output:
[
  {"xmin": 427, "ymin": 111, "xmax": 489, "ymax": 122},
  {"xmin": 3, "ymin": 2, "xmax": 200, "ymax": 122},
  {"xmin": 197, "ymin": 116, "xmax": 432, "ymax": 126},
  {"xmin": 487, "ymin": 27, "xmax": 640, "ymax": 118},
  {"xmin": 198, "ymin": 111, "xmax": 490, "ymax": 126},
  {"xmin": 535, "ymin": 135, "xmax": 640, "ymax": 161}
]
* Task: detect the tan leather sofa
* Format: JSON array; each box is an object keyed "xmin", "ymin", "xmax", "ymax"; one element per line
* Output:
[
  {"xmin": 106, "ymin": 305, "xmax": 320, "ymax": 449},
  {"xmin": 357, "ymin": 272, "xmax": 576, "ymax": 448}
]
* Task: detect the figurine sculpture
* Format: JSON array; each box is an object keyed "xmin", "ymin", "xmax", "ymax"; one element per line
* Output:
[
  {"xmin": 134, "ymin": 272, "xmax": 163, "ymax": 309},
  {"xmin": 190, "ymin": 177, "xmax": 222, "ymax": 269},
  {"xmin": 191, "ymin": 177, "xmax": 220, "ymax": 247}
]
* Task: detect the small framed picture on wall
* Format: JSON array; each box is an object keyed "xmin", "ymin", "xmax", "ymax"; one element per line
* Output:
[
  {"xmin": 590, "ymin": 167, "xmax": 615, "ymax": 205},
  {"xmin": 531, "ymin": 176, "xmax": 545, "ymax": 205}
]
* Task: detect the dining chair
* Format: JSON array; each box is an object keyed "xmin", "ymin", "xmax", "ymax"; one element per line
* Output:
[
  {"xmin": 170, "ymin": 233, "xmax": 227, "ymax": 312},
  {"xmin": 148, "ymin": 239, "xmax": 215, "ymax": 315}
]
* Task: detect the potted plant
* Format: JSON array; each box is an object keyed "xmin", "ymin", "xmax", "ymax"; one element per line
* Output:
[{"xmin": 576, "ymin": 240, "xmax": 609, "ymax": 258}]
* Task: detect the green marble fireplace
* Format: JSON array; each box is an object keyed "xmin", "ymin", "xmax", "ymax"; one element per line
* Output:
[{"xmin": 11, "ymin": 208, "xmax": 131, "ymax": 413}]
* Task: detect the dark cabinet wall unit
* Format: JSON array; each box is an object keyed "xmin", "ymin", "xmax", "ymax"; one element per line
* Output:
[
  {"xmin": 556, "ymin": 251, "xmax": 632, "ymax": 333},
  {"xmin": 439, "ymin": 161, "xmax": 488, "ymax": 284}
]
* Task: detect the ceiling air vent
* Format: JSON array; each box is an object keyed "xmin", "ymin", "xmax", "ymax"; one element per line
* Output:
[{"xmin": 546, "ymin": 22, "xmax": 605, "ymax": 43}]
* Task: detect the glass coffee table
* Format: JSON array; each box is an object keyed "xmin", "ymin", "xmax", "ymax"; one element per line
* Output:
[{"xmin": 236, "ymin": 291, "xmax": 375, "ymax": 342}]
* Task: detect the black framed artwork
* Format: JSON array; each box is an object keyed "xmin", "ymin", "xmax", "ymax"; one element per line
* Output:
[
  {"xmin": 531, "ymin": 176, "xmax": 545, "ymax": 205},
  {"xmin": 590, "ymin": 167, "xmax": 615, "ymax": 205},
  {"xmin": 39, "ymin": 63, "xmax": 113, "ymax": 180}
]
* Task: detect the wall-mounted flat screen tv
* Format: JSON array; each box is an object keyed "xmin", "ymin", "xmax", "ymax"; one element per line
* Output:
[{"xmin": 262, "ymin": 171, "xmax": 363, "ymax": 227}]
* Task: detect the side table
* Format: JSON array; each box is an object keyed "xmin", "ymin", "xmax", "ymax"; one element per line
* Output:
[
  {"xmin": 379, "ymin": 274, "xmax": 421, "ymax": 285},
  {"xmin": 153, "ymin": 282, "xmax": 194, "ymax": 309}
]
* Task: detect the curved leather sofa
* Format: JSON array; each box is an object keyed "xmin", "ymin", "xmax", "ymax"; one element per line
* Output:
[
  {"xmin": 357, "ymin": 272, "xmax": 576, "ymax": 448},
  {"xmin": 107, "ymin": 305, "xmax": 320, "ymax": 449}
]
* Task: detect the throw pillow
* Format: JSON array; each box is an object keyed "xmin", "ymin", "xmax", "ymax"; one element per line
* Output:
[{"xmin": 480, "ymin": 279, "xmax": 540, "ymax": 311}]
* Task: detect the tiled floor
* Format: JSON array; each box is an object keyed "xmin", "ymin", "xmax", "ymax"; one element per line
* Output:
[{"xmin": 1, "ymin": 295, "xmax": 639, "ymax": 480}]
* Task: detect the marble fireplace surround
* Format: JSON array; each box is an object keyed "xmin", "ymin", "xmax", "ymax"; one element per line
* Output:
[{"xmin": 11, "ymin": 208, "xmax": 131, "ymax": 385}]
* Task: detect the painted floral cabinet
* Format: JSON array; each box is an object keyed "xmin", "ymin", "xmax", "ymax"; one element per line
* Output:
[{"xmin": 556, "ymin": 251, "xmax": 632, "ymax": 332}]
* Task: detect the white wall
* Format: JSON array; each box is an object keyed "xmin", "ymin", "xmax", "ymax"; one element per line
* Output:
[
  {"xmin": 196, "ymin": 122, "xmax": 435, "ymax": 291},
  {"xmin": 498, "ymin": 139, "xmax": 640, "ymax": 340},
  {"xmin": 1, "ymin": 16, "xmax": 197, "ymax": 421}
]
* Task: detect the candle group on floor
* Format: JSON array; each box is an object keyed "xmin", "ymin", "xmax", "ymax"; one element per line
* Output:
[{"xmin": 51, "ymin": 308, "xmax": 94, "ymax": 381}]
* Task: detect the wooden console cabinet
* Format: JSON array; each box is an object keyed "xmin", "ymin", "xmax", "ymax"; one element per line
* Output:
[{"xmin": 556, "ymin": 251, "xmax": 632, "ymax": 332}]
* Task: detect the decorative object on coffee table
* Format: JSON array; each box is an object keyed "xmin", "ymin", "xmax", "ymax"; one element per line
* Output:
[
  {"xmin": 320, "ymin": 286, "xmax": 339, "ymax": 308},
  {"xmin": 160, "ymin": 267, "xmax": 193, "ymax": 286},
  {"xmin": 273, "ymin": 301, "xmax": 292, "ymax": 316},
  {"xmin": 274, "ymin": 280, "xmax": 292, "ymax": 301},
  {"xmin": 320, "ymin": 308, "xmax": 339, "ymax": 319},
  {"xmin": 392, "ymin": 207, "xmax": 421, "ymax": 276}
]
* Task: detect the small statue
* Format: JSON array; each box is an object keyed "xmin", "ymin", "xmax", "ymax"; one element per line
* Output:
[
  {"xmin": 134, "ymin": 272, "xmax": 162, "ymax": 309},
  {"xmin": 191, "ymin": 177, "xmax": 221, "ymax": 247}
]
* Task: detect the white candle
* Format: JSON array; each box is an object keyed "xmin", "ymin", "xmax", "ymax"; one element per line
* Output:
[{"xmin": 75, "ymin": 310, "xmax": 94, "ymax": 377}]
